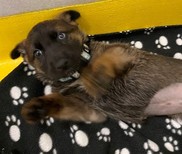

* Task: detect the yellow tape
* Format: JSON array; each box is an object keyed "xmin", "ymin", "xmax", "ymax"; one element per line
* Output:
[{"xmin": 0, "ymin": 0, "xmax": 182, "ymax": 80}]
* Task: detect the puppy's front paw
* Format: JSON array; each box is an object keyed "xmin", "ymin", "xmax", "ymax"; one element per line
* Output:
[{"xmin": 21, "ymin": 97, "xmax": 61, "ymax": 124}]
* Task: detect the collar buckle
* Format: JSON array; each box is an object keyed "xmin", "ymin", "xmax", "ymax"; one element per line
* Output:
[{"xmin": 81, "ymin": 43, "xmax": 91, "ymax": 61}]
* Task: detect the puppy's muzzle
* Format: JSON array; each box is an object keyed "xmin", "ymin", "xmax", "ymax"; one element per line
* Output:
[{"xmin": 55, "ymin": 59, "xmax": 69, "ymax": 70}]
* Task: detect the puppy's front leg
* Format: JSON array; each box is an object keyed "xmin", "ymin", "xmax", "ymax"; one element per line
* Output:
[{"xmin": 21, "ymin": 93, "xmax": 106, "ymax": 124}]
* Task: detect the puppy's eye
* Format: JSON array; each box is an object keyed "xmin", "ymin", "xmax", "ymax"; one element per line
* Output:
[
  {"xmin": 33, "ymin": 49, "xmax": 43, "ymax": 57},
  {"xmin": 58, "ymin": 33, "xmax": 66, "ymax": 40}
]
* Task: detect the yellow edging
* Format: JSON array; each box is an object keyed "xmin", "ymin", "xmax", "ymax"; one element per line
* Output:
[
  {"xmin": 0, "ymin": 59, "xmax": 22, "ymax": 80},
  {"xmin": 0, "ymin": 0, "xmax": 182, "ymax": 80}
]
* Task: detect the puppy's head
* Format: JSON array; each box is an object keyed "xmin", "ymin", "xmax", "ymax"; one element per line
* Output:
[{"xmin": 11, "ymin": 10, "xmax": 87, "ymax": 82}]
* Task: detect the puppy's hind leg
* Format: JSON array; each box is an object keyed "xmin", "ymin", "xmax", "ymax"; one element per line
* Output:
[{"xmin": 21, "ymin": 93, "xmax": 106, "ymax": 124}]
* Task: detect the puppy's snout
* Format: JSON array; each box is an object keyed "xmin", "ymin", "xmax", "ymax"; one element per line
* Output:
[{"xmin": 56, "ymin": 59, "xmax": 69, "ymax": 70}]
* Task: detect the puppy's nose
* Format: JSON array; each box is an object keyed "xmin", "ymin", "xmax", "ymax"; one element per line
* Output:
[{"xmin": 56, "ymin": 59, "xmax": 69, "ymax": 70}]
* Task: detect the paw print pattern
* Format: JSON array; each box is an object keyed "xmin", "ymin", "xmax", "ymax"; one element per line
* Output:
[
  {"xmin": 40, "ymin": 117, "xmax": 54, "ymax": 126},
  {"xmin": 44, "ymin": 85, "xmax": 53, "ymax": 95},
  {"xmin": 70, "ymin": 125, "xmax": 89, "ymax": 147},
  {"xmin": 173, "ymin": 52, "xmax": 182, "ymax": 60},
  {"xmin": 39, "ymin": 133, "xmax": 57, "ymax": 154},
  {"xmin": 149, "ymin": 52, "xmax": 158, "ymax": 55},
  {"xmin": 5, "ymin": 115, "xmax": 21, "ymax": 142},
  {"xmin": 10, "ymin": 86, "xmax": 28, "ymax": 105},
  {"xmin": 115, "ymin": 148, "xmax": 130, "ymax": 154},
  {"xmin": 23, "ymin": 62, "xmax": 36, "ymax": 76},
  {"xmin": 165, "ymin": 118, "xmax": 182, "ymax": 135},
  {"xmin": 155, "ymin": 36, "xmax": 171, "ymax": 49},
  {"xmin": 97, "ymin": 127, "xmax": 111, "ymax": 142},
  {"xmin": 131, "ymin": 122, "xmax": 142, "ymax": 129},
  {"xmin": 102, "ymin": 41, "xmax": 110, "ymax": 44},
  {"xmin": 130, "ymin": 41, "xmax": 143, "ymax": 49},
  {"xmin": 176, "ymin": 34, "xmax": 182, "ymax": 46},
  {"xmin": 175, "ymin": 117, "xmax": 182, "ymax": 125},
  {"xmin": 144, "ymin": 27, "xmax": 155, "ymax": 35},
  {"xmin": 143, "ymin": 139, "xmax": 162, "ymax": 154},
  {"xmin": 119, "ymin": 30, "xmax": 132, "ymax": 35},
  {"xmin": 163, "ymin": 136, "xmax": 179, "ymax": 152},
  {"xmin": 124, "ymin": 30, "xmax": 132, "ymax": 35},
  {"xmin": 118, "ymin": 121, "xmax": 135, "ymax": 137}
]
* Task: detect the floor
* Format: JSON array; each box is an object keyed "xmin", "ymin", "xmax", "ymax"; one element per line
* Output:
[{"xmin": 0, "ymin": 0, "xmax": 97, "ymax": 17}]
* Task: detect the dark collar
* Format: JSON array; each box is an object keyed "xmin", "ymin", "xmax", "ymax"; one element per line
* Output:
[{"xmin": 58, "ymin": 42, "xmax": 91, "ymax": 83}]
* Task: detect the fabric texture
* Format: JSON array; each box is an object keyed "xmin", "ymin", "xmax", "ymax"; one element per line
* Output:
[{"xmin": 0, "ymin": 26, "xmax": 182, "ymax": 154}]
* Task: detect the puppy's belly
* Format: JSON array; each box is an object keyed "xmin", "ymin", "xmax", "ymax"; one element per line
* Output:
[{"xmin": 144, "ymin": 83, "xmax": 182, "ymax": 115}]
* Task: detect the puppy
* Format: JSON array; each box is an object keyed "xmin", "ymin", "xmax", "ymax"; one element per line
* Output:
[{"xmin": 11, "ymin": 10, "xmax": 182, "ymax": 123}]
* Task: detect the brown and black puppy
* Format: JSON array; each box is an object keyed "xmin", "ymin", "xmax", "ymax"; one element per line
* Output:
[{"xmin": 11, "ymin": 10, "xmax": 182, "ymax": 124}]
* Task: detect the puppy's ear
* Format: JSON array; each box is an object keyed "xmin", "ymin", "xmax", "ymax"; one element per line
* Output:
[
  {"xmin": 59, "ymin": 10, "xmax": 80, "ymax": 25},
  {"xmin": 11, "ymin": 40, "xmax": 26, "ymax": 59}
]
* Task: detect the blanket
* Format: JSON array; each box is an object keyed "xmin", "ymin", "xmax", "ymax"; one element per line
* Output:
[{"xmin": 0, "ymin": 26, "xmax": 182, "ymax": 154}]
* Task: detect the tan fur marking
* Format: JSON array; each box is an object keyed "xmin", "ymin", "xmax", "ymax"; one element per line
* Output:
[
  {"xmin": 81, "ymin": 47, "xmax": 135, "ymax": 98},
  {"xmin": 92, "ymin": 47, "xmax": 135, "ymax": 77}
]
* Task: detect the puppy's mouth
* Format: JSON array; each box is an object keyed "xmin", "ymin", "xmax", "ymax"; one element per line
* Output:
[
  {"xmin": 56, "ymin": 43, "xmax": 91, "ymax": 83},
  {"xmin": 49, "ymin": 63, "xmax": 80, "ymax": 82}
]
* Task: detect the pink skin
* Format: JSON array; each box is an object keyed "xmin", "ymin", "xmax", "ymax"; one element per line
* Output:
[{"xmin": 145, "ymin": 83, "xmax": 182, "ymax": 115}]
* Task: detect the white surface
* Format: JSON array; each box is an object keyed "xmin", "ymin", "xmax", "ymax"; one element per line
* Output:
[{"xmin": 0, "ymin": 0, "xmax": 97, "ymax": 17}]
